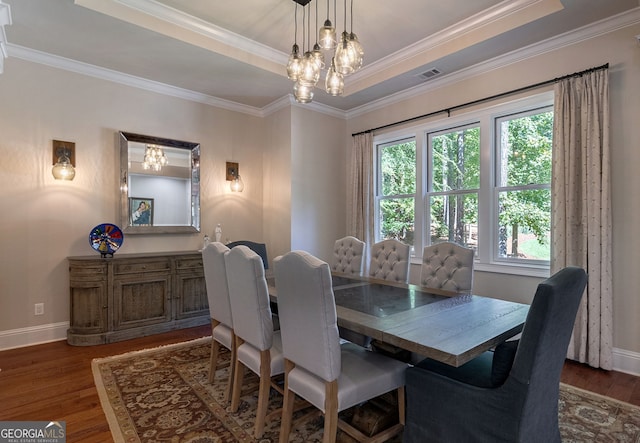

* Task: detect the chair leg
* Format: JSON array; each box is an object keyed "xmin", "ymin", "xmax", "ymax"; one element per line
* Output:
[
  {"xmin": 323, "ymin": 380, "xmax": 339, "ymax": 443},
  {"xmin": 208, "ymin": 319, "xmax": 220, "ymax": 383},
  {"xmin": 208, "ymin": 339, "xmax": 220, "ymax": 383},
  {"xmin": 224, "ymin": 331, "xmax": 237, "ymax": 404},
  {"xmin": 279, "ymin": 360, "xmax": 296, "ymax": 443},
  {"xmin": 397, "ymin": 386, "xmax": 405, "ymax": 425},
  {"xmin": 254, "ymin": 350, "xmax": 271, "ymax": 439},
  {"xmin": 230, "ymin": 337, "xmax": 245, "ymax": 413}
]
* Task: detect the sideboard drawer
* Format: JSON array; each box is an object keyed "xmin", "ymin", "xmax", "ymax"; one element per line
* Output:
[
  {"xmin": 176, "ymin": 256, "xmax": 204, "ymax": 271},
  {"xmin": 114, "ymin": 259, "xmax": 170, "ymax": 275}
]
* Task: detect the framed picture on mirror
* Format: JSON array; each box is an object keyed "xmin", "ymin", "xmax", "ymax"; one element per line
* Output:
[{"xmin": 129, "ymin": 197, "xmax": 154, "ymax": 226}]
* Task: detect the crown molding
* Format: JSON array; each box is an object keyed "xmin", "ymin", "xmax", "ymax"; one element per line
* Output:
[
  {"xmin": 76, "ymin": 0, "xmax": 288, "ymax": 75},
  {"xmin": 7, "ymin": 43, "xmax": 264, "ymax": 117},
  {"xmin": 346, "ymin": 0, "xmax": 563, "ymax": 95},
  {"xmin": 347, "ymin": 6, "xmax": 640, "ymax": 119},
  {"xmin": 109, "ymin": 0, "xmax": 288, "ymax": 64},
  {"xmin": 7, "ymin": 6, "xmax": 640, "ymax": 118}
]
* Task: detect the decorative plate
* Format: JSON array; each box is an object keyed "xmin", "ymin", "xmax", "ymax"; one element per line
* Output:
[{"xmin": 89, "ymin": 223, "xmax": 124, "ymax": 257}]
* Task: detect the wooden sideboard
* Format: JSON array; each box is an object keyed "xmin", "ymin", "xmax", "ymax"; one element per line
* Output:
[{"xmin": 67, "ymin": 251, "xmax": 209, "ymax": 345}]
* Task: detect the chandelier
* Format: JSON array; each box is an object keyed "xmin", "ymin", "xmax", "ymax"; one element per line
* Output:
[
  {"xmin": 142, "ymin": 144, "xmax": 168, "ymax": 171},
  {"xmin": 286, "ymin": 0, "xmax": 363, "ymax": 103}
]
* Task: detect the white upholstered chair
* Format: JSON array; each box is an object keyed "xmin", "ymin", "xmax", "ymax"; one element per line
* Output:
[
  {"xmin": 274, "ymin": 250, "xmax": 407, "ymax": 443},
  {"xmin": 420, "ymin": 241, "xmax": 474, "ymax": 293},
  {"xmin": 201, "ymin": 242, "xmax": 235, "ymax": 402},
  {"xmin": 225, "ymin": 245, "xmax": 284, "ymax": 439},
  {"xmin": 330, "ymin": 236, "xmax": 366, "ymax": 275},
  {"xmin": 368, "ymin": 239, "xmax": 411, "ymax": 283}
]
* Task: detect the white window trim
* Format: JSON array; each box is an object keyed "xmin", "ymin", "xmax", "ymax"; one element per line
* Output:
[{"xmin": 373, "ymin": 91, "xmax": 554, "ymax": 277}]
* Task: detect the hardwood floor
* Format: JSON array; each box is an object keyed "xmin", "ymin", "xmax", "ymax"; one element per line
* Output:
[{"xmin": 1, "ymin": 325, "xmax": 639, "ymax": 442}]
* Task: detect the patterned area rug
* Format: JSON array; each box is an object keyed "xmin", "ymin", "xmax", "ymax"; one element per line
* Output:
[{"xmin": 92, "ymin": 337, "xmax": 640, "ymax": 443}]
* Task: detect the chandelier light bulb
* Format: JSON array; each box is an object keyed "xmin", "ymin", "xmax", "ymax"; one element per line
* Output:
[
  {"xmin": 298, "ymin": 51, "xmax": 320, "ymax": 87},
  {"xmin": 319, "ymin": 19, "xmax": 336, "ymax": 50},
  {"xmin": 325, "ymin": 59, "xmax": 344, "ymax": 96},
  {"xmin": 142, "ymin": 145, "xmax": 168, "ymax": 172},
  {"xmin": 312, "ymin": 43, "xmax": 325, "ymax": 70},
  {"xmin": 294, "ymin": 81, "xmax": 314, "ymax": 103},
  {"xmin": 349, "ymin": 32, "xmax": 364, "ymax": 71},
  {"xmin": 286, "ymin": 44, "xmax": 302, "ymax": 81},
  {"xmin": 334, "ymin": 31, "xmax": 356, "ymax": 76}
]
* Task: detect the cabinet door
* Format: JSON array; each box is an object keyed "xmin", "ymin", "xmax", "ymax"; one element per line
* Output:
[
  {"xmin": 175, "ymin": 255, "xmax": 209, "ymax": 320},
  {"xmin": 68, "ymin": 261, "xmax": 108, "ymax": 334},
  {"xmin": 69, "ymin": 280, "xmax": 108, "ymax": 333},
  {"xmin": 113, "ymin": 273, "xmax": 172, "ymax": 330}
]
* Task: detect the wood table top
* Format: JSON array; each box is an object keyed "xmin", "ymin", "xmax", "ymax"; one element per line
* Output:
[{"xmin": 268, "ymin": 273, "xmax": 529, "ymax": 367}]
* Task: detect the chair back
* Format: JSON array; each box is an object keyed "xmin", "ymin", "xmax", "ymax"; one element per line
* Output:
[
  {"xmin": 202, "ymin": 242, "xmax": 232, "ymax": 327},
  {"xmin": 369, "ymin": 239, "xmax": 411, "ymax": 283},
  {"xmin": 225, "ymin": 245, "xmax": 273, "ymax": 351},
  {"xmin": 330, "ymin": 236, "xmax": 366, "ymax": 275},
  {"xmin": 509, "ymin": 266, "xmax": 587, "ymax": 433},
  {"xmin": 227, "ymin": 240, "xmax": 269, "ymax": 269},
  {"xmin": 420, "ymin": 242, "xmax": 474, "ymax": 292},
  {"xmin": 274, "ymin": 251, "xmax": 341, "ymax": 382}
]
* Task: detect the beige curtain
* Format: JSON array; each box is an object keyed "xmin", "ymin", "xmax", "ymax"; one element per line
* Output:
[
  {"xmin": 552, "ymin": 68, "xmax": 612, "ymax": 370},
  {"xmin": 347, "ymin": 132, "xmax": 375, "ymax": 255}
]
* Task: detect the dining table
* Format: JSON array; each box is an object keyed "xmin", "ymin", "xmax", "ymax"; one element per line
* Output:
[{"xmin": 268, "ymin": 273, "xmax": 529, "ymax": 367}]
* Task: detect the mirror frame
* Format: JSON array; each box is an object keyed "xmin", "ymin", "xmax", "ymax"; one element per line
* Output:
[{"xmin": 119, "ymin": 131, "xmax": 201, "ymax": 234}]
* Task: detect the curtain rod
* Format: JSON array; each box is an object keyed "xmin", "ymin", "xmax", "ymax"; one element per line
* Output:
[{"xmin": 352, "ymin": 63, "xmax": 609, "ymax": 137}]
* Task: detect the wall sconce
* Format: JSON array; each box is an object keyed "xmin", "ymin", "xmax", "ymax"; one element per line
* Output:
[
  {"xmin": 226, "ymin": 161, "xmax": 244, "ymax": 192},
  {"xmin": 51, "ymin": 140, "xmax": 76, "ymax": 181}
]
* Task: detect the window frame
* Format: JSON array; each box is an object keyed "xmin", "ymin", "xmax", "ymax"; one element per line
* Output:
[
  {"xmin": 372, "ymin": 92, "xmax": 553, "ymax": 277},
  {"xmin": 374, "ymin": 137, "xmax": 418, "ymax": 250},
  {"xmin": 425, "ymin": 122, "xmax": 481, "ymax": 252},
  {"xmin": 492, "ymin": 105, "xmax": 553, "ymax": 267}
]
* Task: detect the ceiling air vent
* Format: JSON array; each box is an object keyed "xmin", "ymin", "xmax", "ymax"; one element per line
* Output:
[{"xmin": 417, "ymin": 68, "xmax": 442, "ymax": 81}]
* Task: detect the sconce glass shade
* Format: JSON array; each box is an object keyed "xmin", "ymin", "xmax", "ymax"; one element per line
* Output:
[
  {"xmin": 319, "ymin": 19, "xmax": 336, "ymax": 50},
  {"xmin": 52, "ymin": 155, "xmax": 76, "ymax": 180},
  {"xmin": 230, "ymin": 174, "xmax": 244, "ymax": 192}
]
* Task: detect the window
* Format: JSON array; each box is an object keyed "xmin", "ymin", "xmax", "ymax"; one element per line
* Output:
[
  {"xmin": 375, "ymin": 138, "xmax": 416, "ymax": 246},
  {"xmin": 494, "ymin": 107, "xmax": 552, "ymax": 263},
  {"xmin": 373, "ymin": 93, "xmax": 553, "ymax": 275},
  {"xmin": 427, "ymin": 124, "xmax": 480, "ymax": 251}
]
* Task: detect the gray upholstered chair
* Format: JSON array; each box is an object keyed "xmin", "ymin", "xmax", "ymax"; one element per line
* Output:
[
  {"xmin": 420, "ymin": 241, "xmax": 474, "ymax": 293},
  {"xmin": 227, "ymin": 240, "xmax": 269, "ymax": 269},
  {"xmin": 274, "ymin": 250, "xmax": 407, "ymax": 443},
  {"xmin": 403, "ymin": 266, "xmax": 588, "ymax": 443},
  {"xmin": 201, "ymin": 242, "xmax": 235, "ymax": 402},
  {"xmin": 369, "ymin": 239, "xmax": 411, "ymax": 283},
  {"xmin": 330, "ymin": 236, "xmax": 366, "ymax": 275},
  {"xmin": 225, "ymin": 245, "xmax": 284, "ymax": 439}
]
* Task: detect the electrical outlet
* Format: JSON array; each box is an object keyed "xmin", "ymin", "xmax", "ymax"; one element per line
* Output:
[{"xmin": 35, "ymin": 303, "xmax": 44, "ymax": 316}]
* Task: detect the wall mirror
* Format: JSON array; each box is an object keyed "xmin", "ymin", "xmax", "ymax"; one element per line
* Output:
[{"xmin": 119, "ymin": 131, "xmax": 200, "ymax": 234}]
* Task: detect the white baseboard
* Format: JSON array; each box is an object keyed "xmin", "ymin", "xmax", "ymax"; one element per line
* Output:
[
  {"xmin": 0, "ymin": 322, "xmax": 69, "ymax": 351},
  {"xmin": 613, "ymin": 347, "xmax": 640, "ymax": 376},
  {"xmin": 1, "ymin": 322, "xmax": 639, "ymax": 377}
]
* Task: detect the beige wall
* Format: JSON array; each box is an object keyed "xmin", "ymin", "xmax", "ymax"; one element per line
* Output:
[
  {"xmin": 263, "ymin": 105, "xmax": 293, "ymax": 263},
  {"xmin": 290, "ymin": 106, "xmax": 347, "ymax": 262},
  {"xmin": 349, "ymin": 24, "xmax": 640, "ymax": 363},
  {"xmin": 0, "ymin": 58, "xmax": 265, "ymax": 338}
]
